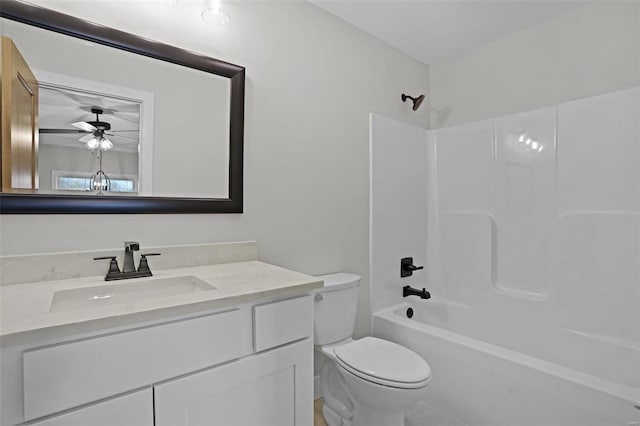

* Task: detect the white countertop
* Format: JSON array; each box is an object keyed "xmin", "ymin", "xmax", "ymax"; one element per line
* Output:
[{"xmin": 0, "ymin": 260, "xmax": 323, "ymax": 340}]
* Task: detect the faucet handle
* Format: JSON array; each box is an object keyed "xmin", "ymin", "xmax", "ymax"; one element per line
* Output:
[
  {"xmin": 400, "ymin": 257, "xmax": 424, "ymax": 277},
  {"xmin": 140, "ymin": 253, "xmax": 161, "ymax": 259},
  {"xmin": 138, "ymin": 253, "xmax": 161, "ymax": 273},
  {"xmin": 93, "ymin": 256, "xmax": 121, "ymax": 275}
]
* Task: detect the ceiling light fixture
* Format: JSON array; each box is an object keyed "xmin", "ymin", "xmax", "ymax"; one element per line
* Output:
[
  {"xmin": 86, "ymin": 136, "xmax": 100, "ymax": 150},
  {"xmin": 201, "ymin": 0, "xmax": 229, "ymax": 25},
  {"xmin": 99, "ymin": 137, "xmax": 113, "ymax": 151},
  {"xmin": 89, "ymin": 149, "xmax": 111, "ymax": 195},
  {"xmin": 84, "ymin": 133, "xmax": 113, "ymax": 151}
]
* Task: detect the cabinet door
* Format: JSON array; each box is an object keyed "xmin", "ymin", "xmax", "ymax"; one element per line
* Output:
[
  {"xmin": 27, "ymin": 389, "xmax": 152, "ymax": 426},
  {"xmin": 1, "ymin": 36, "xmax": 39, "ymax": 191},
  {"xmin": 155, "ymin": 339, "xmax": 313, "ymax": 426},
  {"xmin": 23, "ymin": 308, "xmax": 250, "ymax": 421}
]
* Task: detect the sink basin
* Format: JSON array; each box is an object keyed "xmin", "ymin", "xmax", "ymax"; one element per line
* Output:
[{"xmin": 49, "ymin": 275, "xmax": 215, "ymax": 313}]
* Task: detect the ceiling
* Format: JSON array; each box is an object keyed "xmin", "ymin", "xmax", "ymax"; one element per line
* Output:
[
  {"xmin": 309, "ymin": 0, "xmax": 588, "ymax": 65},
  {"xmin": 39, "ymin": 86, "xmax": 141, "ymax": 153}
]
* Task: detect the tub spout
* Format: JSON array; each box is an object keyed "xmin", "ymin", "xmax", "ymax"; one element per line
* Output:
[{"xmin": 403, "ymin": 285, "xmax": 431, "ymax": 299}]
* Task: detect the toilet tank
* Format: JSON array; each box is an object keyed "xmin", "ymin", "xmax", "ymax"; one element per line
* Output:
[{"xmin": 314, "ymin": 273, "xmax": 361, "ymax": 345}]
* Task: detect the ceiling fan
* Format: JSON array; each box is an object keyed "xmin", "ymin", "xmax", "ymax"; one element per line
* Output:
[{"xmin": 40, "ymin": 107, "xmax": 138, "ymax": 151}]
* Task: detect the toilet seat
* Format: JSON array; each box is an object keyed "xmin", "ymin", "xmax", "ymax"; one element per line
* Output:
[{"xmin": 334, "ymin": 337, "xmax": 431, "ymax": 389}]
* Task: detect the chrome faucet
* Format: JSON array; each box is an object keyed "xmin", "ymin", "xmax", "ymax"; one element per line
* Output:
[{"xmin": 94, "ymin": 241, "xmax": 161, "ymax": 281}]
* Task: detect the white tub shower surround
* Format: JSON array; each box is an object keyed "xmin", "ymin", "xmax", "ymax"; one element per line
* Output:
[
  {"xmin": 374, "ymin": 301, "xmax": 639, "ymax": 426},
  {"xmin": 369, "ymin": 87, "xmax": 640, "ymax": 425}
]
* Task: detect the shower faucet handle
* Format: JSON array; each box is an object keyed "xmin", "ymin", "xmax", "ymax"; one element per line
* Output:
[{"xmin": 401, "ymin": 257, "xmax": 424, "ymax": 278}]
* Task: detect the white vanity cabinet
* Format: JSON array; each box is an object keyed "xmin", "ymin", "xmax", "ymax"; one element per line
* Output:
[
  {"xmin": 155, "ymin": 339, "xmax": 312, "ymax": 426},
  {"xmin": 27, "ymin": 389, "xmax": 153, "ymax": 426},
  {"xmin": 1, "ymin": 294, "xmax": 314, "ymax": 426}
]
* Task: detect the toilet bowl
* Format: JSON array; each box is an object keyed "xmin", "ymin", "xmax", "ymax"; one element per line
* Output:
[{"xmin": 314, "ymin": 274, "xmax": 431, "ymax": 426}]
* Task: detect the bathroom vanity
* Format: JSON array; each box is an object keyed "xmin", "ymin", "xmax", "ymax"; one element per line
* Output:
[{"xmin": 0, "ymin": 242, "xmax": 322, "ymax": 426}]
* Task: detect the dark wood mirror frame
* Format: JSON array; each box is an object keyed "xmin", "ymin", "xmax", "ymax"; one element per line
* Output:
[{"xmin": 0, "ymin": 0, "xmax": 244, "ymax": 214}]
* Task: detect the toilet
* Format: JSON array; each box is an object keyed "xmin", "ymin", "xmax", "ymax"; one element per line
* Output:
[{"xmin": 314, "ymin": 273, "xmax": 432, "ymax": 426}]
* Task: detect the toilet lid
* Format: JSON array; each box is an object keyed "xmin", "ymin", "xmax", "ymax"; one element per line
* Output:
[{"xmin": 334, "ymin": 337, "xmax": 431, "ymax": 389}]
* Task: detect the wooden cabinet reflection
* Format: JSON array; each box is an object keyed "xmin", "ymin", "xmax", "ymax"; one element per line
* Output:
[{"xmin": 1, "ymin": 36, "xmax": 38, "ymax": 192}]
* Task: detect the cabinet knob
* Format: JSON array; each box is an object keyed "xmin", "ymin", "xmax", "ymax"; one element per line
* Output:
[{"xmin": 314, "ymin": 294, "xmax": 323, "ymax": 302}]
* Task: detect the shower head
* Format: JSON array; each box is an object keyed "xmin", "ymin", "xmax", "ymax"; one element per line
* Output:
[{"xmin": 401, "ymin": 93, "xmax": 426, "ymax": 111}]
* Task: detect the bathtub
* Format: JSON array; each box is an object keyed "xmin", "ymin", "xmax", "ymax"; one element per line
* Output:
[{"xmin": 373, "ymin": 300, "xmax": 640, "ymax": 426}]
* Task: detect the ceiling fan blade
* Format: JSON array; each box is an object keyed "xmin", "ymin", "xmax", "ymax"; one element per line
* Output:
[
  {"xmin": 78, "ymin": 133, "xmax": 96, "ymax": 143},
  {"xmin": 104, "ymin": 133, "xmax": 138, "ymax": 142},
  {"xmin": 40, "ymin": 128, "xmax": 91, "ymax": 134},
  {"xmin": 71, "ymin": 121, "xmax": 97, "ymax": 132}
]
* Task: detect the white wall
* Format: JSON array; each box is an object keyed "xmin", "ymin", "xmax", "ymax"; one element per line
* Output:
[
  {"xmin": 370, "ymin": 114, "xmax": 428, "ymax": 314},
  {"xmin": 429, "ymin": 1, "xmax": 640, "ymax": 128},
  {"xmin": 0, "ymin": 0, "xmax": 429, "ymax": 338}
]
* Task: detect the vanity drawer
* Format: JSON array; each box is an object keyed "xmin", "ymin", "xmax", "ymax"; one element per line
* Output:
[
  {"xmin": 253, "ymin": 295, "xmax": 313, "ymax": 352},
  {"xmin": 23, "ymin": 308, "xmax": 251, "ymax": 421},
  {"xmin": 26, "ymin": 388, "xmax": 153, "ymax": 426}
]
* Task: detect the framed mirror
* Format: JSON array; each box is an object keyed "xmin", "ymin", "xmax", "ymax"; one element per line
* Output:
[{"xmin": 0, "ymin": 0, "xmax": 244, "ymax": 213}]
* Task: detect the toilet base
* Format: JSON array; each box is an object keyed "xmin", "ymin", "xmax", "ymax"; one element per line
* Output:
[
  {"xmin": 338, "ymin": 357, "xmax": 427, "ymax": 426},
  {"xmin": 351, "ymin": 405, "xmax": 405, "ymax": 426},
  {"xmin": 323, "ymin": 399, "xmax": 407, "ymax": 426},
  {"xmin": 319, "ymin": 356, "xmax": 426, "ymax": 426},
  {"xmin": 320, "ymin": 357, "xmax": 353, "ymax": 426},
  {"xmin": 322, "ymin": 403, "xmax": 351, "ymax": 426}
]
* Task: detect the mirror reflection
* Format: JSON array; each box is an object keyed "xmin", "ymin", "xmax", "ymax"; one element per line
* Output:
[
  {"xmin": 2, "ymin": 17, "xmax": 231, "ymax": 199},
  {"xmin": 39, "ymin": 85, "xmax": 142, "ymax": 195}
]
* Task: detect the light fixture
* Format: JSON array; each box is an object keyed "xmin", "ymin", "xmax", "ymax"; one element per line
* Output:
[
  {"xmin": 201, "ymin": 0, "xmax": 229, "ymax": 25},
  {"xmin": 88, "ymin": 148, "xmax": 111, "ymax": 195},
  {"xmin": 99, "ymin": 137, "xmax": 113, "ymax": 151},
  {"xmin": 89, "ymin": 168, "xmax": 111, "ymax": 194},
  {"xmin": 82, "ymin": 131, "xmax": 113, "ymax": 151},
  {"xmin": 86, "ymin": 136, "xmax": 100, "ymax": 150}
]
